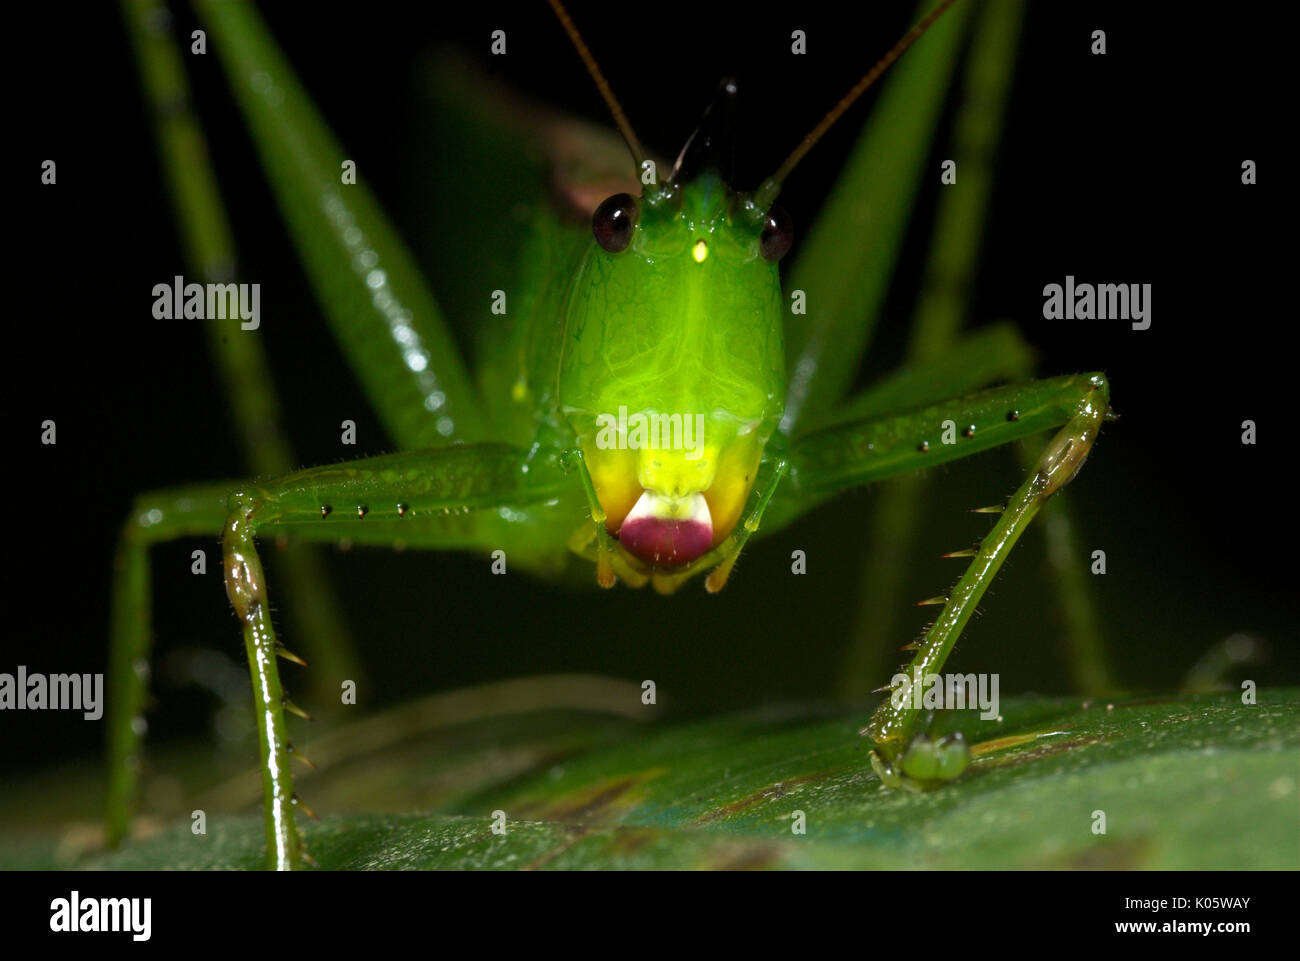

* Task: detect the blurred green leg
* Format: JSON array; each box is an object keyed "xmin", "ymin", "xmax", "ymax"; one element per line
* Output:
[
  {"xmin": 781, "ymin": 0, "xmax": 971, "ymax": 435},
  {"xmin": 835, "ymin": 324, "xmax": 1034, "ymax": 699},
  {"xmin": 121, "ymin": 0, "xmax": 363, "ymax": 702},
  {"xmin": 838, "ymin": 0, "xmax": 1034, "ymax": 699},
  {"xmin": 1032, "ymin": 478, "xmax": 1111, "ymax": 695},
  {"xmin": 106, "ymin": 483, "xmax": 233, "ymax": 848},
  {"xmin": 840, "ymin": 478, "xmax": 924, "ymax": 700},
  {"xmin": 196, "ymin": 0, "xmax": 488, "ymax": 447}
]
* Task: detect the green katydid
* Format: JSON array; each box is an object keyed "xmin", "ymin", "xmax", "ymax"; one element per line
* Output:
[{"xmin": 111, "ymin": 0, "xmax": 1110, "ymax": 869}]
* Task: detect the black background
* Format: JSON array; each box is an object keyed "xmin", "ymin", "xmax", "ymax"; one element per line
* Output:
[{"xmin": 7, "ymin": 0, "xmax": 1290, "ymax": 790}]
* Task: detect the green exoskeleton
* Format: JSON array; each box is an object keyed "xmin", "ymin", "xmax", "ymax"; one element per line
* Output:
[{"xmin": 113, "ymin": 0, "xmax": 1110, "ymax": 868}]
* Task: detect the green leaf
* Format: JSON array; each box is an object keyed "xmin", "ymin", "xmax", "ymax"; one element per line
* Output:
[{"xmin": 68, "ymin": 690, "xmax": 1298, "ymax": 869}]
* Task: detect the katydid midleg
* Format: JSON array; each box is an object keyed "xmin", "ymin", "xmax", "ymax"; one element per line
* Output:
[{"xmin": 112, "ymin": 0, "xmax": 1111, "ymax": 869}]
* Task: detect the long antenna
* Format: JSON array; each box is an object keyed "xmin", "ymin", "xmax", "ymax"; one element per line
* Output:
[
  {"xmin": 547, "ymin": 0, "xmax": 648, "ymax": 171},
  {"xmin": 757, "ymin": 0, "xmax": 962, "ymax": 208}
]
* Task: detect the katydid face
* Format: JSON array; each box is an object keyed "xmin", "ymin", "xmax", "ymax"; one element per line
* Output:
[{"xmin": 559, "ymin": 171, "xmax": 788, "ymax": 567}]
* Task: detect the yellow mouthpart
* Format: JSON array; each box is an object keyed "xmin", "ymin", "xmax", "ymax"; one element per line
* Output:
[{"xmin": 582, "ymin": 430, "xmax": 764, "ymax": 548}]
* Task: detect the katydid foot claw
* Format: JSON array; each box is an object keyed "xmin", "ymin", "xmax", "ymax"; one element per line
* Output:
[{"xmin": 869, "ymin": 731, "xmax": 969, "ymax": 791}]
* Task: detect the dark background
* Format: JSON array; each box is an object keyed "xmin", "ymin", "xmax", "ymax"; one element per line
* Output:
[{"xmin": 8, "ymin": 0, "xmax": 1290, "ymax": 785}]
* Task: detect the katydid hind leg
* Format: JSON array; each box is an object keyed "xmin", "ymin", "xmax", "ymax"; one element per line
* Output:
[
  {"xmin": 122, "ymin": 0, "xmax": 368, "ymax": 703},
  {"xmin": 195, "ymin": 0, "xmax": 488, "ymax": 449},
  {"xmin": 862, "ymin": 377, "xmax": 1110, "ymax": 788}
]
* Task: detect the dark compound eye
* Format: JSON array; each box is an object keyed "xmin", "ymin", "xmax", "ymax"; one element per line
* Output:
[
  {"xmin": 759, "ymin": 205, "xmax": 793, "ymax": 262},
  {"xmin": 592, "ymin": 193, "xmax": 639, "ymax": 253}
]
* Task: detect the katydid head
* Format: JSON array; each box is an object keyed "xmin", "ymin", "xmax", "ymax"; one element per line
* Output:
[
  {"xmin": 561, "ymin": 163, "xmax": 788, "ymax": 569},
  {"xmin": 548, "ymin": 0, "xmax": 962, "ymax": 571}
]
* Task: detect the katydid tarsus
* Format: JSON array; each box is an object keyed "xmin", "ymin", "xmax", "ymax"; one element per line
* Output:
[{"xmin": 112, "ymin": 0, "xmax": 1111, "ymax": 869}]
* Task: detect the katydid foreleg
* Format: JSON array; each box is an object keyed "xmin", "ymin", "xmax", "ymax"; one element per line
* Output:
[
  {"xmin": 212, "ymin": 443, "xmax": 572, "ymax": 868},
  {"xmin": 221, "ymin": 500, "xmax": 302, "ymax": 870},
  {"xmin": 107, "ymin": 443, "xmax": 574, "ymax": 868},
  {"xmin": 780, "ymin": 373, "xmax": 1110, "ymax": 787},
  {"xmin": 865, "ymin": 389, "xmax": 1107, "ymax": 786},
  {"xmin": 836, "ymin": 335, "xmax": 1111, "ymax": 697}
]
